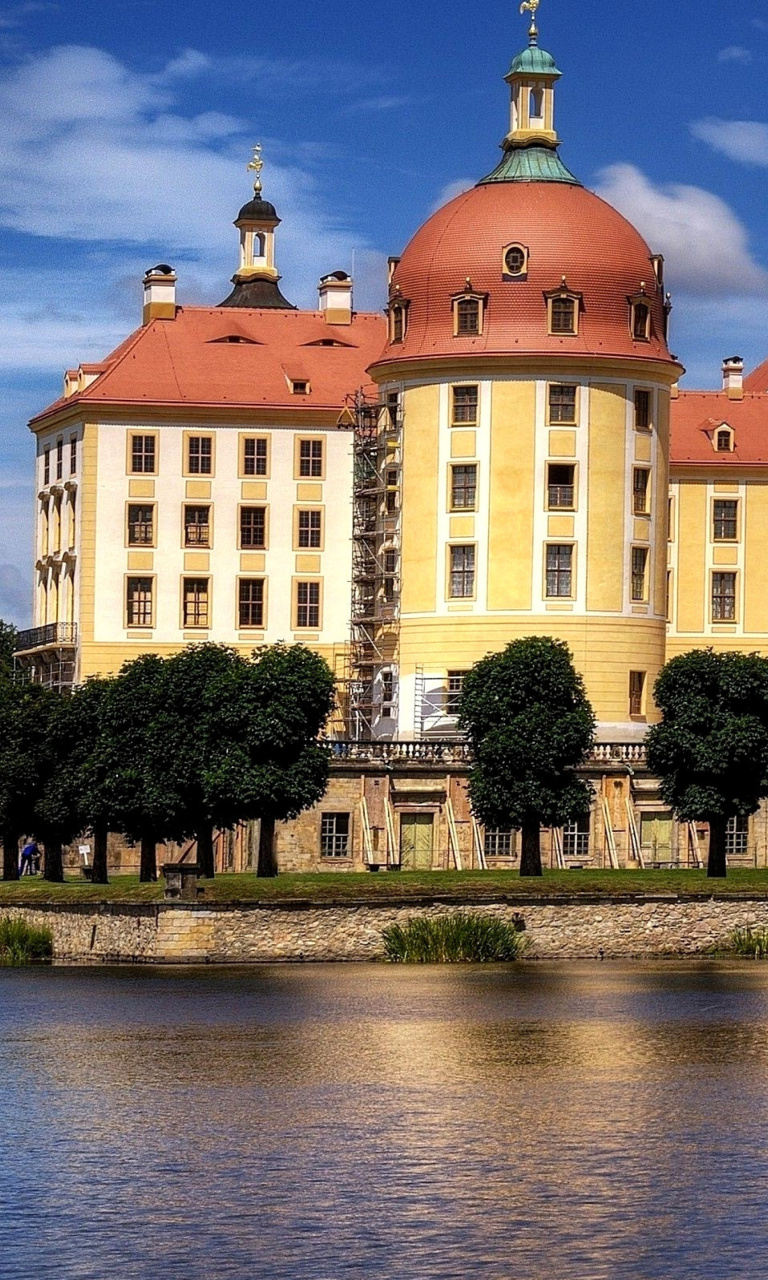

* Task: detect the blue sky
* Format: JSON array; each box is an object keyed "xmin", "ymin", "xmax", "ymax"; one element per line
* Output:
[{"xmin": 1, "ymin": 0, "xmax": 768, "ymax": 624}]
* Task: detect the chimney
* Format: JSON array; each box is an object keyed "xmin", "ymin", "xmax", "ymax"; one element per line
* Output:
[
  {"xmin": 318, "ymin": 271, "xmax": 353, "ymax": 325},
  {"xmin": 722, "ymin": 356, "xmax": 744, "ymax": 400},
  {"xmin": 143, "ymin": 264, "xmax": 177, "ymax": 325}
]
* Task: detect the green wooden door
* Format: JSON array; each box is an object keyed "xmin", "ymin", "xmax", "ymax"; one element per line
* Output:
[
  {"xmin": 400, "ymin": 814, "xmax": 434, "ymax": 870},
  {"xmin": 641, "ymin": 811, "xmax": 673, "ymax": 863}
]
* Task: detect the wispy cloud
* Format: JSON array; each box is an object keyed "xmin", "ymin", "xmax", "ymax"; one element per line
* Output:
[
  {"xmin": 430, "ymin": 177, "xmax": 474, "ymax": 213},
  {"xmin": 343, "ymin": 95, "xmax": 413, "ymax": 114},
  {"xmin": 595, "ymin": 163, "xmax": 768, "ymax": 295},
  {"xmin": 0, "ymin": 2, "xmax": 54, "ymax": 29},
  {"xmin": 691, "ymin": 117, "xmax": 768, "ymax": 165},
  {"xmin": 718, "ymin": 45, "xmax": 752, "ymax": 63}
]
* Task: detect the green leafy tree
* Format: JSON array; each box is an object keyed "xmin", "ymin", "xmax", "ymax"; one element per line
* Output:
[
  {"xmin": 647, "ymin": 649, "xmax": 768, "ymax": 878},
  {"xmin": 56, "ymin": 677, "xmax": 117, "ymax": 884},
  {"xmin": 0, "ymin": 673, "xmax": 58, "ymax": 879},
  {"xmin": 0, "ymin": 620, "xmax": 17, "ymax": 674},
  {"xmin": 459, "ymin": 637, "xmax": 596, "ymax": 877}
]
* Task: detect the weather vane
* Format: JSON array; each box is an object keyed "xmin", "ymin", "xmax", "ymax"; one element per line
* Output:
[
  {"xmin": 247, "ymin": 143, "xmax": 264, "ymax": 196},
  {"xmin": 520, "ymin": 0, "xmax": 540, "ymax": 40}
]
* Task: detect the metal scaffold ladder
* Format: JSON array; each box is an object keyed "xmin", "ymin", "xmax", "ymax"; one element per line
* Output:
[
  {"xmin": 445, "ymin": 797, "xmax": 463, "ymax": 870},
  {"xmin": 601, "ymin": 796, "xmax": 621, "ymax": 870},
  {"xmin": 625, "ymin": 799, "xmax": 646, "ymax": 869}
]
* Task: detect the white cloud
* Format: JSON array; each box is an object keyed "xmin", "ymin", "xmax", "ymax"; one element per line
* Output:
[
  {"xmin": 430, "ymin": 178, "xmax": 475, "ymax": 213},
  {"xmin": 594, "ymin": 163, "xmax": 768, "ymax": 295},
  {"xmin": 691, "ymin": 117, "xmax": 768, "ymax": 165},
  {"xmin": 718, "ymin": 45, "xmax": 752, "ymax": 63}
]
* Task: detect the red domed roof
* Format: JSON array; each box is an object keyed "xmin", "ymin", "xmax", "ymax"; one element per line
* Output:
[{"xmin": 373, "ymin": 181, "xmax": 675, "ymax": 371}]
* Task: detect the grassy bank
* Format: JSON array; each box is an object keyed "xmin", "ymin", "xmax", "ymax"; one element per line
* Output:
[{"xmin": 2, "ymin": 867, "xmax": 768, "ymax": 905}]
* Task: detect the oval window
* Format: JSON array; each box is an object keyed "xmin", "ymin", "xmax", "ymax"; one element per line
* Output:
[{"xmin": 505, "ymin": 246, "xmax": 526, "ymax": 275}]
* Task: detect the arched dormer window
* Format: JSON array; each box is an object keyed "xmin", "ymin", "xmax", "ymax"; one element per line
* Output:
[
  {"xmin": 452, "ymin": 290, "xmax": 487, "ymax": 337},
  {"xmin": 252, "ymin": 232, "xmax": 265, "ymax": 259},
  {"xmin": 529, "ymin": 86, "xmax": 544, "ymax": 122},
  {"xmin": 715, "ymin": 425, "xmax": 734, "ymax": 453},
  {"xmin": 545, "ymin": 285, "xmax": 582, "ymax": 337},
  {"xmin": 389, "ymin": 300, "xmax": 409, "ymax": 344},
  {"xmin": 629, "ymin": 294, "xmax": 652, "ymax": 342}
]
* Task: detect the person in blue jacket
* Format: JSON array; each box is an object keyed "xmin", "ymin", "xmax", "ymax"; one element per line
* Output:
[{"xmin": 19, "ymin": 838, "xmax": 39, "ymax": 876}]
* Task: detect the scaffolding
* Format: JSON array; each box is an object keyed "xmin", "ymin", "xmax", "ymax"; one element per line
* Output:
[{"xmin": 346, "ymin": 388, "xmax": 403, "ymax": 739}]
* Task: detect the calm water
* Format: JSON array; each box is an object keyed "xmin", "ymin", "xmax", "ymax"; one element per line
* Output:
[{"xmin": 1, "ymin": 962, "xmax": 767, "ymax": 1279}]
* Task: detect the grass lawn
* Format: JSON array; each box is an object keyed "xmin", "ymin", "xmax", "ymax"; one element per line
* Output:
[{"xmin": 1, "ymin": 867, "xmax": 768, "ymax": 905}]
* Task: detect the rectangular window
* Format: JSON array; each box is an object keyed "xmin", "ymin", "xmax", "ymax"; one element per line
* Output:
[
  {"xmin": 546, "ymin": 544, "xmax": 573, "ymax": 598},
  {"xmin": 629, "ymin": 670, "xmax": 646, "ymax": 717},
  {"xmin": 550, "ymin": 296, "xmax": 576, "ymax": 334},
  {"xmin": 548, "ymin": 384, "xmax": 577, "ymax": 425},
  {"xmin": 712, "ymin": 571, "xmax": 736, "ymax": 621},
  {"xmin": 188, "ymin": 436, "xmax": 212, "ymax": 475},
  {"xmin": 633, "ymin": 468, "xmax": 650, "ymax": 515},
  {"xmin": 238, "ymin": 579, "xmax": 264, "ymax": 628},
  {"xmin": 69, "ymin": 436, "xmax": 77, "ymax": 476},
  {"xmin": 126, "ymin": 577, "xmax": 153, "ymax": 628},
  {"xmin": 386, "ymin": 391, "xmax": 400, "ymax": 427},
  {"xmin": 321, "ymin": 813, "xmax": 350, "ymax": 858},
  {"xmin": 291, "ymin": 380, "xmax": 309, "ymax": 396},
  {"xmin": 446, "ymin": 671, "xmax": 465, "ymax": 715},
  {"xmin": 55, "ymin": 438, "xmax": 63, "ymax": 481},
  {"xmin": 296, "ymin": 581, "xmax": 320, "ymax": 629},
  {"xmin": 450, "ymin": 464, "xmax": 477, "ymax": 510},
  {"xmin": 451, "ymin": 385, "xmax": 479, "ymax": 426},
  {"xmin": 127, "ymin": 504, "xmax": 154, "ymax": 546},
  {"xmin": 131, "ymin": 435, "xmax": 156, "ymax": 474},
  {"xmin": 243, "ymin": 437, "xmax": 268, "ymax": 476},
  {"xmin": 298, "ymin": 509, "xmax": 322, "ymax": 549},
  {"xmin": 713, "ymin": 499, "xmax": 738, "ymax": 542},
  {"xmin": 381, "ymin": 670, "xmax": 394, "ymax": 712},
  {"xmin": 184, "ymin": 505, "xmax": 210, "ymax": 547},
  {"xmin": 183, "ymin": 578, "xmax": 209, "ymax": 628},
  {"xmin": 456, "ymin": 297, "xmax": 481, "ymax": 335},
  {"xmin": 563, "ymin": 815, "xmax": 590, "ymax": 859},
  {"xmin": 725, "ymin": 815, "xmax": 749, "ymax": 857},
  {"xmin": 240, "ymin": 507, "xmax": 266, "ymax": 549},
  {"xmin": 631, "ymin": 547, "xmax": 648, "ymax": 601},
  {"xmin": 666, "ymin": 569, "xmax": 672, "ymax": 623},
  {"xmin": 484, "ymin": 829, "xmax": 514, "ymax": 858},
  {"xmin": 547, "ymin": 463, "xmax": 575, "ymax": 509},
  {"xmin": 634, "ymin": 389, "xmax": 651, "ymax": 430},
  {"xmin": 449, "ymin": 545, "xmax": 475, "ymax": 598},
  {"xmin": 43, "ymin": 448, "xmax": 50, "ymax": 485},
  {"xmin": 299, "ymin": 439, "xmax": 323, "ymax": 477}
]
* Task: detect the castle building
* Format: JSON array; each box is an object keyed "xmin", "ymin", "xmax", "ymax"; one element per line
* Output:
[{"xmin": 14, "ymin": 18, "xmax": 768, "ymax": 873}]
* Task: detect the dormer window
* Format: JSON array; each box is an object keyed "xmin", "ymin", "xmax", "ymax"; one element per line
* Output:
[
  {"xmin": 629, "ymin": 296, "xmax": 651, "ymax": 342},
  {"xmin": 715, "ymin": 426, "xmax": 734, "ymax": 453},
  {"xmin": 503, "ymin": 243, "xmax": 528, "ymax": 279},
  {"xmin": 650, "ymin": 255, "xmax": 664, "ymax": 289},
  {"xmin": 545, "ymin": 287, "xmax": 581, "ymax": 337},
  {"xmin": 291, "ymin": 380, "xmax": 310, "ymax": 395},
  {"xmin": 452, "ymin": 292, "xmax": 486, "ymax": 337},
  {"xmin": 389, "ymin": 301, "xmax": 409, "ymax": 344}
]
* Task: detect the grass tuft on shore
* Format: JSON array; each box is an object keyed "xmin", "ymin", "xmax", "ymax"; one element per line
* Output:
[
  {"xmin": 726, "ymin": 926, "xmax": 768, "ymax": 958},
  {"xmin": 0, "ymin": 917, "xmax": 53, "ymax": 966},
  {"xmin": 383, "ymin": 912, "xmax": 528, "ymax": 963}
]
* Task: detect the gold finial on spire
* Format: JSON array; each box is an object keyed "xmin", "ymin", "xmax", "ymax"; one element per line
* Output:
[
  {"xmin": 520, "ymin": 0, "xmax": 540, "ymax": 42},
  {"xmin": 247, "ymin": 143, "xmax": 264, "ymax": 196}
]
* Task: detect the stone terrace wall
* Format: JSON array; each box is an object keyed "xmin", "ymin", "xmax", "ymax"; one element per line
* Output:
[{"xmin": 4, "ymin": 897, "xmax": 768, "ymax": 963}]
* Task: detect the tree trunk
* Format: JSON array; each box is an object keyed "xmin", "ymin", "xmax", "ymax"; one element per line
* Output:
[
  {"xmin": 197, "ymin": 824, "xmax": 215, "ymax": 879},
  {"xmin": 139, "ymin": 832, "xmax": 157, "ymax": 883},
  {"xmin": 519, "ymin": 819, "xmax": 543, "ymax": 877},
  {"xmin": 91, "ymin": 823, "xmax": 109, "ymax": 885},
  {"xmin": 257, "ymin": 817, "xmax": 277, "ymax": 878},
  {"xmin": 43, "ymin": 836, "xmax": 64, "ymax": 883},
  {"xmin": 708, "ymin": 815, "xmax": 728, "ymax": 879},
  {"xmin": 2, "ymin": 828, "xmax": 20, "ymax": 881}
]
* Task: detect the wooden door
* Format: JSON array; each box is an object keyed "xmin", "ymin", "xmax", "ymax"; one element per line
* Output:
[
  {"xmin": 400, "ymin": 813, "xmax": 434, "ymax": 870},
  {"xmin": 640, "ymin": 811, "xmax": 673, "ymax": 864}
]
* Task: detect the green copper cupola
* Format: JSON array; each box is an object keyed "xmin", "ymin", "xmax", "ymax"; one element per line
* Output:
[{"xmin": 479, "ymin": 0, "xmax": 580, "ymax": 186}]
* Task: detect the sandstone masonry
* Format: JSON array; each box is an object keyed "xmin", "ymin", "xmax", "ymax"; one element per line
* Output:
[{"xmin": 4, "ymin": 896, "xmax": 768, "ymax": 963}]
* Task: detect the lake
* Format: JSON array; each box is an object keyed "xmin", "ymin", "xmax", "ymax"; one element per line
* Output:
[{"xmin": 0, "ymin": 961, "xmax": 766, "ymax": 1279}]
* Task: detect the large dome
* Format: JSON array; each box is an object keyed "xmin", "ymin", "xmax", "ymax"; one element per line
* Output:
[{"xmin": 375, "ymin": 180, "xmax": 673, "ymax": 369}]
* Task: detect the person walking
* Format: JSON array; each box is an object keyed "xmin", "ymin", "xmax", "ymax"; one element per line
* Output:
[{"xmin": 19, "ymin": 838, "xmax": 39, "ymax": 876}]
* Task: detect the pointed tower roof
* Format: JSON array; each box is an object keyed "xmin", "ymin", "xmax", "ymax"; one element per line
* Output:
[{"xmin": 219, "ymin": 145, "xmax": 296, "ymax": 309}]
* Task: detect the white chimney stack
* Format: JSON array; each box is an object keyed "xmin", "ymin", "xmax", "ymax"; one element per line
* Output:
[
  {"xmin": 143, "ymin": 264, "xmax": 177, "ymax": 325},
  {"xmin": 318, "ymin": 271, "xmax": 353, "ymax": 325},
  {"xmin": 722, "ymin": 356, "xmax": 744, "ymax": 400}
]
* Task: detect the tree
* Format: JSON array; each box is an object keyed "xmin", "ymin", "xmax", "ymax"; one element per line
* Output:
[
  {"xmin": 54, "ymin": 676, "xmax": 117, "ymax": 884},
  {"xmin": 0, "ymin": 672, "xmax": 58, "ymax": 879},
  {"xmin": 647, "ymin": 649, "xmax": 768, "ymax": 878},
  {"xmin": 0, "ymin": 620, "xmax": 17, "ymax": 674},
  {"xmin": 459, "ymin": 637, "xmax": 596, "ymax": 877}
]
